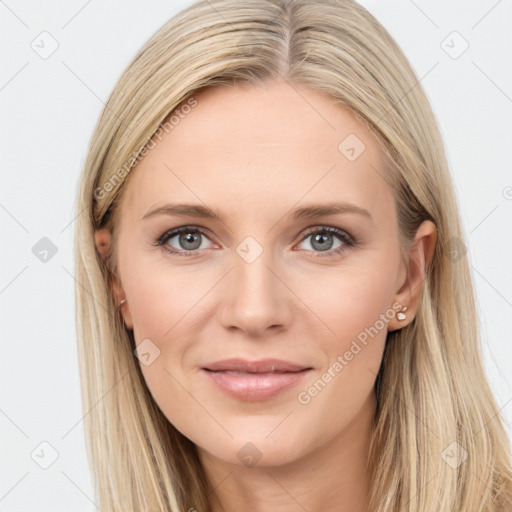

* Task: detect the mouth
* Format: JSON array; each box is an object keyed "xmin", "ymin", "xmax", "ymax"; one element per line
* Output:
[
  {"xmin": 202, "ymin": 358, "xmax": 311, "ymax": 373},
  {"xmin": 201, "ymin": 358, "xmax": 313, "ymax": 401},
  {"xmin": 207, "ymin": 370, "xmax": 303, "ymax": 375}
]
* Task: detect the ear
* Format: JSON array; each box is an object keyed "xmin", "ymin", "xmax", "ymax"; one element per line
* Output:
[
  {"xmin": 388, "ymin": 220, "xmax": 437, "ymax": 332},
  {"xmin": 94, "ymin": 228, "xmax": 133, "ymax": 330}
]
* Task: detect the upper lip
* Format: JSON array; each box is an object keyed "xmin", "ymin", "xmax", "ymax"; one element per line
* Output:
[{"xmin": 202, "ymin": 358, "xmax": 311, "ymax": 373}]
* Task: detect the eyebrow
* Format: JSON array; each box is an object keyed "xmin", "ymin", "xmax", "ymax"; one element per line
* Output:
[{"xmin": 141, "ymin": 201, "xmax": 372, "ymax": 222}]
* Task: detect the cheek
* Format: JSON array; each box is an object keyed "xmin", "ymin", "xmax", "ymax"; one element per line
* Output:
[
  {"xmin": 304, "ymin": 258, "xmax": 396, "ymax": 343},
  {"xmin": 122, "ymin": 269, "xmax": 204, "ymax": 438},
  {"xmin": 122, "ymin": 252, "xmax": 209, "ymax": 340},
  {"xmin": 119, "ymin": 252, "xmax": 209, "ymax": 404},
  {"xmin": 296, "ymin": 262, "xmax": 394, "ymax": 402}
]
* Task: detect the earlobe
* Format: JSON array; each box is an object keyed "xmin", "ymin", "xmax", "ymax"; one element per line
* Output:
[{"xmin": 118, "ymin": 299, "xmax": 134, "ymax": 330}]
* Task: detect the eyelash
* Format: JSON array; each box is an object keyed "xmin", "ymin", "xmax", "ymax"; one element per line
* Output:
[{"xmin": 153, "ymin": 225, "xmax": 357, "ymax": 259}]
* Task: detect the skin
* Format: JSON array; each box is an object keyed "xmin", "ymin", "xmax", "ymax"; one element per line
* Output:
[{"xmin": 95, "ymin": 80, "xmax": 436, "ymax": 511}]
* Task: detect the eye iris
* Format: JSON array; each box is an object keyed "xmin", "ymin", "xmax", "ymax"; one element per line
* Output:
[
  {"xmin": 311, "ymin": 232, "xmax": 333, "ymax": 251},
  {"xmin": 179, "ymin": 231, "xmax": 201, "ymax": 250}
]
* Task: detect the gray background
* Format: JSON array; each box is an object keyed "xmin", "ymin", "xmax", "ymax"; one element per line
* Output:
[{"xmin": 1, "ymin": 0, "xmax": 511, "ymax": 510}]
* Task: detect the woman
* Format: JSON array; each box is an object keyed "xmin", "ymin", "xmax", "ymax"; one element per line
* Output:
[{"xmin": 74, "ymin": 0, "xmax": 512, "ymax": 510}]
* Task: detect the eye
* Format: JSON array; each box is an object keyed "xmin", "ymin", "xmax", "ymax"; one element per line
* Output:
[
  {"xmin": 154, "ymin": 226, "xmax": 216, "ymax": 256},
  {"xmin": 154, "ymin": 225, "xmax": 357, "ymax": 258},
  {"xmin": 296, "ymin": 226, "xmax": 356, "ymax": 258}
]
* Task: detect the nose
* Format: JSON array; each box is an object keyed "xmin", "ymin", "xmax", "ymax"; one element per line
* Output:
[{"xmin": 218, "ymin": 245, "xmax": 293, "ymax": 338}]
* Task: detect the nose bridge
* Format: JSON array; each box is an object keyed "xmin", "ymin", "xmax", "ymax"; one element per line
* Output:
[{"xmin": 218, "ymin": 234, "xmax": 291, "ymax": 335}]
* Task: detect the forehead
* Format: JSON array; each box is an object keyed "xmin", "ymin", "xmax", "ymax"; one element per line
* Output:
[{"xmin": 119, "ymin": 81, "xmax": 394, "ymax": 224}]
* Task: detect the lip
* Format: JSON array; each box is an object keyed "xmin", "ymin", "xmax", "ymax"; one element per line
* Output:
[
  {"xmin": 201, "ymin": 358, "xmax": 312, "ymax": 401},
  {"xmin": 203, "ymin": 358, "xmax": 310, "ymax": 373}
]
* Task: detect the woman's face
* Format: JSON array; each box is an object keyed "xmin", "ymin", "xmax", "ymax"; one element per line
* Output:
[{"xmin": 105, "ymin": 81, "xmax": 429, "ymax": 468}]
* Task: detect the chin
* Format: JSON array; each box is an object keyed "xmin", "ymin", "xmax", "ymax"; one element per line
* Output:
[{"xmin": 196, "ymin": 425, "xmax": 310, "ymax": 469}]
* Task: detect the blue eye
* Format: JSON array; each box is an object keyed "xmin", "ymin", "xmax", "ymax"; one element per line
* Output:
[
  {"xmin": 297, "ymin": 226, "xmax": 356, "ymax": 258},
  {"xmin": 154, "ymin": 225, "xmax": 356, "ymax": 258},
  {"xmin": 155, "ymin": 226, "xmax": 214, "ymax": 256}
]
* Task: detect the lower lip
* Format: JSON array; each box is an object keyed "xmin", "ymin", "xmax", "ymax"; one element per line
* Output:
[{"xmin": 202, "ymin": 369, "xmax": 311, "ymax": 401}]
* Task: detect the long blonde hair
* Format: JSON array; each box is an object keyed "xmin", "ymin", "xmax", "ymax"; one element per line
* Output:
[{"xmin": 74, "ymin": 0, "xmax": 512, "ymax": 510}]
